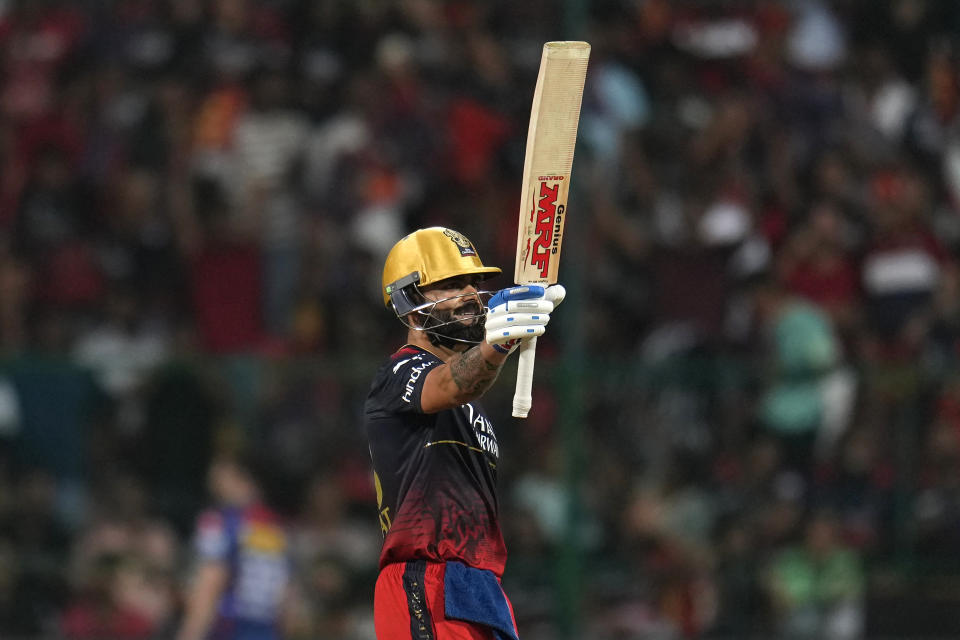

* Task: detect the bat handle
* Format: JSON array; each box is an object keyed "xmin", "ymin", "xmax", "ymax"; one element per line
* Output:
[{"xmin": 512, "ymin": 336, "xmax": 537, "ymax": 418}]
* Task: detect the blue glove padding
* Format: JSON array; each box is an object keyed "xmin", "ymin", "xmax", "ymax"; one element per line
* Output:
[
  {"xmin": 487, "ymin": 285, "xmax": 545, "ymax": 310},
  {"xmin": 485, "ymin": 285, "xmax": 565, "ymax": 353}
]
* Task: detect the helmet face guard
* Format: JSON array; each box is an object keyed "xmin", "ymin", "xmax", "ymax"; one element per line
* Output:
[{"xmin": 386, "ymin": 271, "xmax": 492, "ymax": 346}]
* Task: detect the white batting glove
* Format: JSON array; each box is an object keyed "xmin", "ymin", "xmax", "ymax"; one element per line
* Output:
[{"xmin": 485, "ymin": 284, "xmax": 566, "ymax": 354}]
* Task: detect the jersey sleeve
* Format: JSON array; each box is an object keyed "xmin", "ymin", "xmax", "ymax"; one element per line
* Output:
[
  {"xmin": 195, "ymin": 510, "xmax": 230, "ymax": 561},
  {"xmin": 370, "ymin": 350, "xmax": 441, "ymax": 414}
]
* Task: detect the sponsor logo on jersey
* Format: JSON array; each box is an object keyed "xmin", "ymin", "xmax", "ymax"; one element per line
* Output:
[
  {"xmin": 464, "ymin": 403, "xmax": 500, "ymax": 459},
  {"xmin": 400, "ymin": 355, "xmax": 433, "ymax": 404}
]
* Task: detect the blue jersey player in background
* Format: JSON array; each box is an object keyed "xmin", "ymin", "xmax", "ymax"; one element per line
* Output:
[{"xmin": 176, "ymin": 452, "xmax": 291, "ymax": 640}]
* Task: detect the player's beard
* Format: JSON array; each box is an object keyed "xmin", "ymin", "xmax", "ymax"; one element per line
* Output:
[{"xmin": 423, "ymin": 299, "xmax": 485, "ymax": 345}]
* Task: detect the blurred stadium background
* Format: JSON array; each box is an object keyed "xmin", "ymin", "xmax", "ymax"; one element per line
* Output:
[{"xmin": 2, "ymin": 0, "xmax": 960, "ymax": 638}]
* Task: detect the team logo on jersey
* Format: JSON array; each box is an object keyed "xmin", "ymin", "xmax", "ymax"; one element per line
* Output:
[{"xmin": 443, "ymin": 229, "xmax": 477, "ymax": 257}]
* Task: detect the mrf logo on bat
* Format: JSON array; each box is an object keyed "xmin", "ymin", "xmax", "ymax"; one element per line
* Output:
[{"xmin": 522, "ymin": 175, "xmax": 566, "ymax": 279}]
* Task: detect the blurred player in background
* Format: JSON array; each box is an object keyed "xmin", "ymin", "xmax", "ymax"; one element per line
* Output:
[
  {"xmin": 365, "ymin": 227, "xmax": 564, "ymax": 639},
  {"xmin": 176, "ymin": 452, "xmax": 291, "ymax": 640}
]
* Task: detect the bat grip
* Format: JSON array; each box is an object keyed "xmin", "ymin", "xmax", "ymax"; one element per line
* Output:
[{"xmin": 512, "ymin": 336, "xmax": 537, "ymax": 418}]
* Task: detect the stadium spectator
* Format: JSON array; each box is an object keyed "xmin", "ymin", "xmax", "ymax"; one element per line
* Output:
[
  {"xmin": 176, "ymin": 451, "xmax": 291, "ymax": 640},
  {"xmin": 765, "ymin": 510, "xmax": 865, "ymax": 640}
]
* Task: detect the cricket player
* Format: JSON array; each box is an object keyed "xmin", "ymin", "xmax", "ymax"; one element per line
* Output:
[
  {"xmin": 365, "ymin": 227, "xmax": 564, "ymax": 640},
  {"xmin": 176, "ymin": 453, "xmax": 291, "ymax": 640}
]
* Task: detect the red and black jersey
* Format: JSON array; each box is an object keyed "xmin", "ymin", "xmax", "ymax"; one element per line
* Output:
[{"xmin": 364, "ymin": 345, "xmax": 507, "ymax": 577}]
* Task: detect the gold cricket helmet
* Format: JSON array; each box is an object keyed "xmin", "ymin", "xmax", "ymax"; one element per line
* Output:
[{"xmin": 382, "ymin": 227, "xmax": 501, "ymax": 313}]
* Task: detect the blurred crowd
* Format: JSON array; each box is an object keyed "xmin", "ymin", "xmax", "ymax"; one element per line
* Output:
[{"xmin": 1, "ymin": 0, "xmax": 960, "ymax": 638}]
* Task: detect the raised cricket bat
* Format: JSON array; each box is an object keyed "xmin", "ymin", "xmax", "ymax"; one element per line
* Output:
[{"xmin": 512, "ymin": 41, "xmax": 590, "ymax": 418}]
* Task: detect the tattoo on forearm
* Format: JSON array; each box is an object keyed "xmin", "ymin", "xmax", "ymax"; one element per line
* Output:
[{"xmin": 450, "ymin": 346, "xmax": 502, "ymax": 396}]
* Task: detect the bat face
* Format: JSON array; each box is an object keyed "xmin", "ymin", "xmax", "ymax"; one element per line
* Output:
[
  {"xmin": 518, "ymin": 173, "xmax": 570, "ymax": 284},
  {"xmin": 514, "ymin": 41, "xmax": 589, "ymax": 287}
]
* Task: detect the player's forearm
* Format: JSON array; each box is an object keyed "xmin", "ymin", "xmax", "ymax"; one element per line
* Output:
[
  {"xmin": 450, "ymin": 342, "xmax": 508, "ymax": 397},
  {"xmin": 176, "ymin": 603, "xmax": 217, "ymax": 640},
  {"xmin": 423, "ymin": 343, "xmax": 507, "ymax": 410},
  {"xmin": 176, "ymin": 565, "xmax": 227, "ymax": 640},
  {"xmin": 176, "ymin": 587, "xmax": 220, "ymax": 640}
]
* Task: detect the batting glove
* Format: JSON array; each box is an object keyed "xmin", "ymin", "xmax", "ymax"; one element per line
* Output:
[{"xmin": 485, "ymin": 284, "xmax": 566, "ymax": 354}]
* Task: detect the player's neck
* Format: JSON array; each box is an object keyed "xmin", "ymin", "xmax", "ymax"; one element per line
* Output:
[{"xmin": 406, "ymin": 329, "xmax": 468, "ymax": 362}]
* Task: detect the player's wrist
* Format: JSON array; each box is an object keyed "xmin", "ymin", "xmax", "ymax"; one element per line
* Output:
[
  {"xmin": 489, "ymin": 339, "xmax": 520, "ymax": 355},
  {"xmin": 481, "ymin": 341, "xmax": 511, "ymax": 362}
]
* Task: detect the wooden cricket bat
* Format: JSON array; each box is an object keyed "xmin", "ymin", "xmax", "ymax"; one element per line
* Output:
[{"xmin": 512, "ymin": 41, "xmax": 590, "ymax": 418}]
